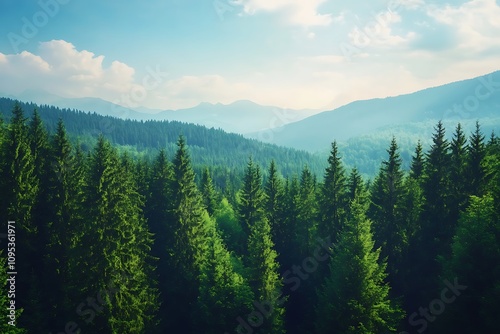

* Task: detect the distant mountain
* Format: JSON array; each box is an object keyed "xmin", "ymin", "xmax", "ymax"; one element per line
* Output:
[
  {"xmin": 153, "ymin": 100, "xmax": 317, "ymax": 134},
  {"xmin": 15, "ymin": 90, "xmax": 149, "ymax": 120},
  {"xmin": 0, "ymin": 97, "xmax": 326, "ymax": 179},
  {"xmin": 247, "ymin": 70, "xmax": 500, "ymax": 152},
  {"xmin": 5, "ymin": 91, "xmax": 317, "ymax": 134}
]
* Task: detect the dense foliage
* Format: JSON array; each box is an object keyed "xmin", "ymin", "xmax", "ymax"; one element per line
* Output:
[{"xmin": 0, "ymin": 103, "xmax": 499, "ymax": 333}]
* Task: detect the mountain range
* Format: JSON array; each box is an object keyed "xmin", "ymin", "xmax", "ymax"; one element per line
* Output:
[
  {"xmin": 2, "ymin": 70, "xmax": 499, "ymax": 176},
  {"xmin": 247, "ymin": 70, "xmax": 500, "ymax": 152},
  {"xmin": 6, "ymin": 90, "xmax": 317, "ymax": 135}
]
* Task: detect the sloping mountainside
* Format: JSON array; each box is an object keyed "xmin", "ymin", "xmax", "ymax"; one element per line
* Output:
[
  {"xmin": 10, "ymin": 90, "xmax": 316, "ymax": 134},
  {"xmin": 248, "ymin": 70, "xmax": 500, "ymax": 152},
  {"xmin": 0, "ymin": 98, "xmax": 326, "ymax": 182},
  {"xmin": 152, "ymin": 100, "xmax": 317, "ymax": 134}
]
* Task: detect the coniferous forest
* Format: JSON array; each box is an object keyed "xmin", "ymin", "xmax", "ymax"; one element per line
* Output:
[{"xmin": 1, "ymin": 102, "xmax": 500, "ymax": 334}]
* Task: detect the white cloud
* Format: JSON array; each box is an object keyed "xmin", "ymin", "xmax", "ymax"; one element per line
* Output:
[
  {"xmin": 426, "ymin": 0, "xmax": 500, "ymax": 53},
  {"xmin": 237, "ymin": 0, "xmax": 332, "ymax": 26},
  {"xmin": 347, "ymin": 11, "xmax": 416, "ymax": 49},
  {"xmin": 0, "ymin": 40, "xmax": 141, "ymax": 102}
]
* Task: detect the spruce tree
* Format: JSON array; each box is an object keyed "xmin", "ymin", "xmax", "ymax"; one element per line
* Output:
[
  {"xmin": 194, "ymin": 217, "xmax": 254, "ymax": 334},
  {"xmin": 449, "ymin": 123, "xmax": 468, "ymax": 222},
  {"xmin": 145, "ymin": 149, "xmax": 176, "ymax": 332},
  {"xmin": 467, "ymin": 121, "xmax": 486, "ymax": 196},
  {"xmin": 409, "ymin": 140, "xmax": 424, "ymax": 180},
  {"xmin": 296, "ymin": 166, "xmax": 318, "ymax": 256},
  {"xmin": 0, "ymin": 252, "xmax": 26, "ymax": 334},
  {"xmin": 44, "ymin": 119, "xmax": 86, "ymax": 330},
  {"xmin": 238, "ymin": 158, "xmax": 267, "ymax": 238},
  {"xmin": 168, "ymin": 136, "xmax": 212, "ymax": 332},
  {"xmin": 200, "ymin": 167, "xmax": 218, "ymax": 216},
  {"xmin": 315, "ymin": 200, "xmax": 403, "ymax": 334},
  {"xmin": 264, "ymin": 160, "xmax": 285, "ymax": 246},
  {"xmin": 0, "ymin": 104, "xmax": 39, "ymax": 330},
  {"xmin": 437, "ymin": 195, "xmax": 500, "ymax": 333},
  {"xmin": 247, "ymin": 217, "xmax": 286, "ymax": 334},
  {"xmin": 368, "ymin": 137, "xmax": 406, "ymax": 297},
  {"xmin": 71, "ymin": 136, "xmax": 158, "ymax": 333},
  {"xmin": 347, "ymin": 167, "xmax": 367, "ymax": 205},
  {"xmin": 318, "ymin": 141, "xmax": 347, "ymax": 244},
  {"xmin": 416, "ymin": 121, "xmax": 452, "ymax": 310}
]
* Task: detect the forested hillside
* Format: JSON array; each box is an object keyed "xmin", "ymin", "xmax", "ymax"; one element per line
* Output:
[
  {"xmin": 1, "ymin": 102, "xmax": 499, "ymax": 333},
  {"xmin": 0, "ymin": 97, "xmax": 326, "ymax": 188}
]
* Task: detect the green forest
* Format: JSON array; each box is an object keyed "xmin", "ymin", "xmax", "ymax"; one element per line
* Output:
[{"xmin": 1, "ymin": 102, "xmax": 500, "ymax": 334}]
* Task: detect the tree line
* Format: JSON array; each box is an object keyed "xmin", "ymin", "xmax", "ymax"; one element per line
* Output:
[{"xmin": 0, "ymin": 103, "xmax": 499, "ymax": 333}]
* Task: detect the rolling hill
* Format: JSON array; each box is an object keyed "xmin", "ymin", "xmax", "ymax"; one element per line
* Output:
[{"xmin": 247, "ymin": 70, "xmax": 500, "ymax": 152}]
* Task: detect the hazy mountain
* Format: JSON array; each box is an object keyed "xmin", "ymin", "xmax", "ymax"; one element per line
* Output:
[
  {"xmin": 4, "ymin": 91, "xmax": 317, "ymax": 134},
  {"xmin": 247, "ymin": 70, "xmax": 500, "ymax": 152},
  {"xmin": 153, "ymin": 100, "xmax": 317, "ymax": 134}
]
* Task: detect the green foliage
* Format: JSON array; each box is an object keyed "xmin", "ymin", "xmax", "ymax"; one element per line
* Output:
[
  {"xmin": 238, "ymin": 158, "xmax": 267, "ymax": 238},
  {"xmin": 368, "ymin": 137, "xmax": 407, "ymax": 297},
  {"xmin": 315, "ymin": 201, "xmax": 403, "ymax": 334},
  {"xmin": 0, "ymin": 253, "xmax": 26, "ymax": 333},
  {"xmin": 194, "ymin": 216, "xmax": 254, "ymax": 334},
  {"xmin": 200, "ymin": 167, "xmax": 218, "ymax": 216},
  {"xmin": 247, "ymin": 217, "xmax": 286, "ymax": 334},
  {"xmin": 318, "ymin": 141, "xmax": 348, "ymax": 244},
  {"xmin": 0, "ymin": 103, "xmax": 498, "ymax": 334},
  {"xmin": 438, "ymin": 195, "xmax": 500, "ymax": 332}
]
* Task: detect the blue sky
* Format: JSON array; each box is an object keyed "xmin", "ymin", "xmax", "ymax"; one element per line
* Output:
[{"xmin": 0, "ymin": 0, "xmax": 499, "ymax": 111}]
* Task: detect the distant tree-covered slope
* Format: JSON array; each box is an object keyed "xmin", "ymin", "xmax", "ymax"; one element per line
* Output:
[{"xmin": 0, "ymin": 97, "xmax": 326, "ymax": 181}]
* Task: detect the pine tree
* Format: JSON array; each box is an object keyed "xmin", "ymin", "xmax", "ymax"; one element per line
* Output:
[
  {"xmin": 0, "ymin": 252, "xmax": 26, "ymax": 334},
  {"xmin": 71, "ymin": 136, "xmax": 158, "ymax": 333},
  {"xmin": 145, "ymin": 149, "xmax": 175, "ymax": 332},
  {"xmin": 296, "ymin": 166, "xmax": 318, "ymax": 256},
  {"xmin": 168, "ymin": 136, "xmax": 212, "ymax": 332},
  {"xmin": 368, "ymin": 137, "xmax": 406, "ymax": 297},
  {"xmin": 467, "ymin": 121, "xmax": 486, "ymax": 196},
  {"xmin": 409, "ymin": 140, "xmax": 424, "ymax": 180},
  {"xmin": 44, "ymin": 119, "xmax": 86, "ymax": 330},
  {"xmin": 449, "ymin": 123, "xmax": 468, "ymax": 222},
  {"xmin": 315, "ymin": 201, "xmax": 403, "ymax": 334},
  {"xmin": 238, "ymin": 158, "xmax": 267, "ymax": 238},
  {"xmin": 194, "ymin": 217, "xmax": 254, "ymax": 334},
  {"xmin": 200, "ymin": 167, "xmax": 218, "ymax": 216},
  {"xmin": 276, "ymin": 176, "xmax": 300, "ymax": 270},
  {"xmin": 347, "ymin": 167, "xmax": 367, "ymax": 205},
  {"xmin": 247, "ymin": 217, "xmax": 286, "ymax": 334},
  {"xmin": 286, "ymin": 166, "xmax": 320, "ymax": 334},
  {"xmin": 437, "ymin": 195, "xmax": 500, "ymax": 333},
  {"xmin": 415, "ymin": 121, "xmax": 452, "ymax": 311},
  {"xmin": 264, "ymin": 160, "xmax": 285, "ymax": 245},
  {"xmin": 0, "ymin": 104, "xmax": 39, "ymax": 330},
  {"xmin": 318, "ymin": 141, "xmax": 347, "ymax": 244}
]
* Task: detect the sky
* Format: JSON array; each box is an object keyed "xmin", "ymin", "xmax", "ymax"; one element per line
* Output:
[{"xmin": 0, "ymin": 0, "xmax": 499, "ymax": 112}]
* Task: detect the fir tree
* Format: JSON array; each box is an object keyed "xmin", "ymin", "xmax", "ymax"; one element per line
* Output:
[
  {"xmin": 0, "ymin": 104, "xmax": 39, "ymax": 330},
  {"xmin": 415, "ymin": 121, "xmax": 452, "ymax": 311},
  {"xmin": 437, "ymin": 195, "xmax": 500, "ymax": 333},
  {"xmin": 264, "ymin": 160, "xmax": 285, "ymax": 245},
  {"xmin": 318, "ymin": 141, "xmax": 347, "ymax": 244},
  {"xmin": 449, "ymin": 123, "xmax": 468, "ymax": 222},
  {"xmin": 467, "ymin": 121, "xmax": 486, "ymax": 196},
  {"xmin": 71, "ymin": 136, "xmax": 158, "ymax": 333},
  {"xmin": 368, "ymin": 137, "xmax": 407, "ymax": 299},
  {"xmin": 0, "ymin": 252, "xmax": 26, "ymax": 334},
  {"xmin": 200, "ymin": 167, "xmax": 218, "ymax": 216},
  {"xmin": 194, "ymin": 217, "xmax": 254, "ymax": 334},
  {"xmin": 409, "ymin": 140, "xmax": 424, "ymax": 180},
  {"xmin": 315, "ymin": 201, "xmax": 403, "ymax": 334},
  {"xmin": 168, "ymin": 136, "xmax": 211, "ymax": 332},
  {"xmin": 238, "ymin": 158, "xmax": 267, "ymax": 238},
  {"xmin": 247, "ymin": 217, "xmax": 286, "ymax": 334}
]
